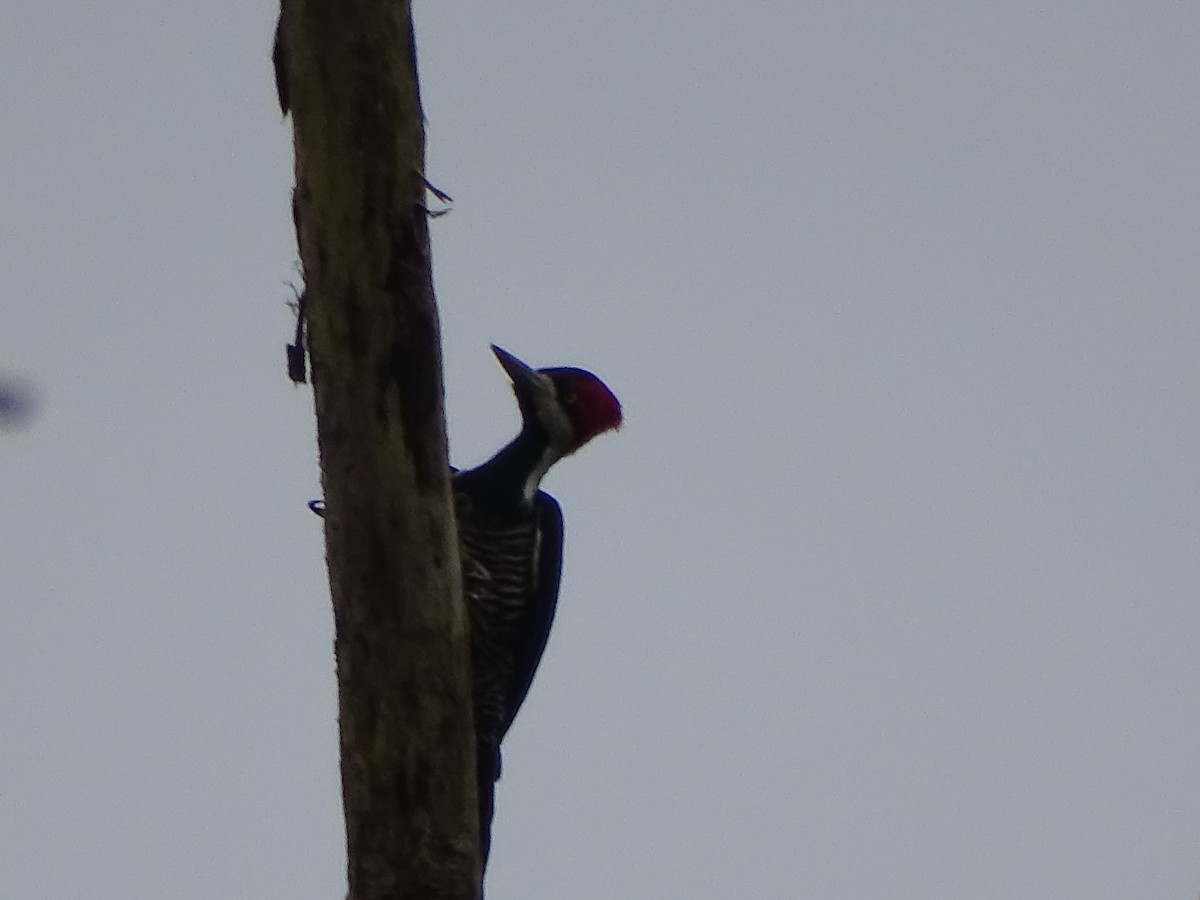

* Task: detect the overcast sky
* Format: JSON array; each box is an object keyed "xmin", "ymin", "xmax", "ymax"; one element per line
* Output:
[{"xmin": 3, "ymin": 2, "xmax": 1199, "ymax": 898}]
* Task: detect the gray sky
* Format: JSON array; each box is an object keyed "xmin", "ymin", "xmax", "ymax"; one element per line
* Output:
[{"xmin": 3, "ymin": 2, "xmax": 1199, "ymax": 898}]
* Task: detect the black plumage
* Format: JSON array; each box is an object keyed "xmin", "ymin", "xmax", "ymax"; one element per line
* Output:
[
  {"xmin": 307, "ymin": 345, "xmax": 620, "ymax": 878},
  {"xmin": 453, "ymin": 466, "xmax": 563, "ymax": 866},
  {"xmin": 453, "ymin": 345, "xmax": 620, "ymax": 870}
]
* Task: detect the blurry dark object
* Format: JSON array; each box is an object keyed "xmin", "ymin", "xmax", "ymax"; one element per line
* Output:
[{"xmin": 0, "ymin": 376, "xmax": 37, "ymax": 430}]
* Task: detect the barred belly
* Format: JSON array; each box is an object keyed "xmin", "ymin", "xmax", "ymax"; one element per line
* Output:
[{"xmin": 457, "ymin": 501, "xmax": 541, "ymax": 750}]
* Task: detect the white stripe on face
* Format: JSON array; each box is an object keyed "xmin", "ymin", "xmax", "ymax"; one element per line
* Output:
[{"xmin": 522, "ymin": 374, "xmax": 576, "ymax": 501}]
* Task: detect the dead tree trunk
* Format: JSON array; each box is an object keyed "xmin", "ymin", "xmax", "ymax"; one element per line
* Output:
[{"xmin": 276, "ymin": 1, "xmax": 480, "ymax": 897}]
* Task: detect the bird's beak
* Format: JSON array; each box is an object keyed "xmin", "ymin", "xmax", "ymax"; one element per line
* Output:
[{"xmin": 491, "ymin": 345, "xmax": 539, "ymax": 390}]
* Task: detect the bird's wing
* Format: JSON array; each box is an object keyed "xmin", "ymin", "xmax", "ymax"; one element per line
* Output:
[{"xmin": 499, "ymin": 490, "xmax": 564, "ymax": 739}]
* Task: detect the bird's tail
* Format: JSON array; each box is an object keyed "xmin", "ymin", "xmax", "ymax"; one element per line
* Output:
[{"xmin": 477, "ymin": 743, "xmax": 501, "ymax": 868}]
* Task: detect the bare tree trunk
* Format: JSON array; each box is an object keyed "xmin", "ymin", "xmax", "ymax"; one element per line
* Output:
[{"xmin": 276, "ymin": 1, "xmax": 480, "ymax": 897}]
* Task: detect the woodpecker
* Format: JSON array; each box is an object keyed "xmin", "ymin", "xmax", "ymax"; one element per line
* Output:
[
  {"xmin": 454, "ymin": 345, "xmax": 621, "ymax": 867},
  {"xmin": 308, "ymin": 346, "xmax": 621, "ymax": 870}
]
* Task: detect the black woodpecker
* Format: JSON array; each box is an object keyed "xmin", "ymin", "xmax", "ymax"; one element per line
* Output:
[
  {"xmin": 308, "ymin": 346, "xmax": 621, "ymax": 871},
  {"xmin": 454, "ymin": 345, "xmax": 621, "ymax": 868}
]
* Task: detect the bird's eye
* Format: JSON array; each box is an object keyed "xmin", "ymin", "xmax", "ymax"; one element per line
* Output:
[{"xmin": 560, "ymin": 388, "xmax": 578, "ymax": 404}]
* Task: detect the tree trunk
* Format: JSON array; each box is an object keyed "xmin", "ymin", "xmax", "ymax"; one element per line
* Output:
[{"xmin": 276, "ymin": 1, "xmax": 480, "ymax": 897}]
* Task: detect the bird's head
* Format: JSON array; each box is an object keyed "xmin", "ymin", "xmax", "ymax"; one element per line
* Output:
[{"xmin": 491, "ymin": 344, "xmax": 622, "ymax": 458}]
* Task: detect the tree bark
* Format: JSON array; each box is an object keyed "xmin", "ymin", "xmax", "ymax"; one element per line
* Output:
[{"xmin": 277, "ymin": 1, "xmax": 480, "ymax": 897}]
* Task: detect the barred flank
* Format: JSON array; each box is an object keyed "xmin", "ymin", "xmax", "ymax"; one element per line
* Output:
[{"xmin": 456, "ymin": 493, "xmax": 542, "ymax": 752}]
